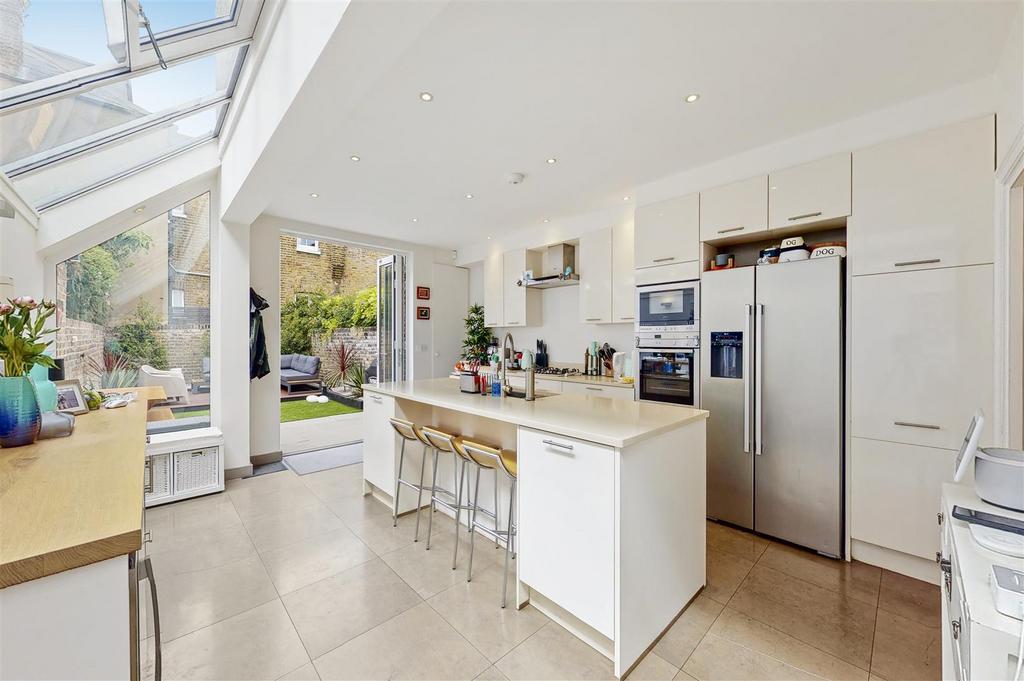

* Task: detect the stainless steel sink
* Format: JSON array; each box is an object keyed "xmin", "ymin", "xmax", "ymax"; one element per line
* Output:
[{"xmin": 504, "ymin": 389, "xmax": 555, "ymax": 399}]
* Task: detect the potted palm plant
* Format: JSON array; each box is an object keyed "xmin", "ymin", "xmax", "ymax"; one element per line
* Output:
[{"xmin": 0, "ymin": 297, "xmax": 58, "ymax": 447}]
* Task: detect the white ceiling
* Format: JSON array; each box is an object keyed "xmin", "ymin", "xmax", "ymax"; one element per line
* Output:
[{"xmin": 253, "ymin": 0, "xmax": 1017, "ymax": 250}]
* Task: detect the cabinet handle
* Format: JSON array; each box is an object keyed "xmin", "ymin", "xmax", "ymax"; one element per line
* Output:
[
  {"xmin": 894, "ymin": 421, "xmax": 941, "ymax": 430},
  {"xmin": 506, "ymin": 321, "xmax": 519, "ymax": 325},
  {"xmin": 585, "ymin": 317, "xmax": 603, "ymax": 322},
  {"xmin": 619, "ymin": 316, "xmax": 635, "ymax": 321},
  {"xmin": 788, "ymin": 211, "xmax": 822, "ymax": 221},
  {"xmin": 143, "ymin": 459, "xmax": 153, "ymax": 495},
  {"xmin": 143, "ymin": 531, "xmax": 152, "ymax": 544},
  {"xmin": 717, "ymin": 226, "xmax": 744, "ymax": 234},
  {"xmin": 541, "ymin": 439, "xmax": 574, "ymax": 452},
  {"xmin": 652, "ymin": 257, "xmax": 676, "ymax": 263},
  {"xmin": 894, "ymin": 258, "xmax": 941, "ymax": 267},
  {"xmin": 951, "ymin": 618, "xmax": 961, "ymax": 640},
  {"xmin": 937, "ymin": 512, "xmax": 944, "ymax": 526},
  {"xmin": 369, "ymin": 395, "xmax": 382, "ymax": 404},
  {"xmin": 585, "ymin": 386, "xmax": 602, "ymax": 391}
]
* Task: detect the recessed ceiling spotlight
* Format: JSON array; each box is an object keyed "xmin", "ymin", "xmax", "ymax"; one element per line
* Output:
[
  {"xmin": 465, "ymin": 193, "xmax": 474, "ymax": 199},
  {"xmin": 411, "ymin": 217, "xmax": 418, "ymax": 222},
  {"xmin": 622, "ymin": 196, "xmax": 631, "ymax": 201},
  {"xmin": 543, "ymin": 218, "xmax": 550, "ymax": 223},
  {"xmin": 769, "ymin": 185, "xmax": 778, "ymax": 190},
  {"xmin": 309, "ymin": 192, "xmax": 319, "ymax": 198},
  {"xmin": 134, "ymin": 206, "xmax": 145, "ymax": 214},
  {"xmin": 350, "ymin": 155, "xmax": 360, "ymax": 162},
  {"xmin": 487, "ymin": 236, "xmax": 492, "ymax": 240},
  {"xmin": 546, "ymin": 157, "xmax": 557, "ymax": 164},
  {"xmin": 684, "ymin": 93, "xmax": 700, "ymax": 103},
  {"xmin": 419, "ymin": 92, "xmax": 433, "ymax": 102}
]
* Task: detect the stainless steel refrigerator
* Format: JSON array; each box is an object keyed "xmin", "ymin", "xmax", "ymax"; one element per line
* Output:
[{"xmin": 701, "ymin": 257, "xmax": 844, "ymax": 557}]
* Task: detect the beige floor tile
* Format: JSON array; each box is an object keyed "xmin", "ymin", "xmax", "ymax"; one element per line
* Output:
[
  {"xmin": 301, "ymin": 464, "xmax": 367, "ymax": 505},
  {"xmin": 672, "ymin": 671, "xmax": 698, "ymax": 681},
  {"xmin": 279, "ymin": 662, "xmax": 321, "ymax": 681},
  {"xmin": 427, "ymin": 563, "xmax": 549, "ymax": 662},
  {"xmin": 161, "ymin": 600, "xmax": 309, "ymax": 681},
  {"xmin": 227, "ymin": 469, "xmax": 307, "ymax": 496},
  {"xmin": 337, "ymin": 499, "xmax": 425, "ymax": 555},
  {"xmin": 709, "ymin": 608, "xmax": 869, "ymax": 680},
  {"xmin": 877, "ymin": 570, "xmax": 940, "ymax": 627},
  {"xmin": 757, "ymin": 543, "xmax": 880, "ymax": 607},
  {"xmin": 706, "ymin": 521, "xmax": 771, "ymax": 563},
  {"xmin": 653, "ymin": 595, "xmax": 724, "ymax": 668},
  {"xmin": 147, "ymin": 492, "xmax": 240, "ymax": 533},
  {"xmin": 241, "ymin": 500, "xmax": 346, "ymax": 553},
  {"xmin": 153, "ymin": 554, "xmax": 279, "ymax": 642},
  {"xmin": 728, "ymin": 564, "xmax": 876, "ymax": 669},
  {"xmin": 628, "ymin": 652, "xmax": 679, "ymax": 680},
  {"xmin": 705, "ymin": 546, "xmax": 753, "ymax": 604},
  {"xmin": 281, "ymin": 558, "xmax": 422, "ymax": 659},
  {"xmin": 260, "ymin": 527, "xmax": 375, "ymax": 595},
  {"xmin": 282, "ymin": 412, "xmax": 364, "ymax": 455},
  {"xmin": 682, "ymin": 634, "xmax": 819, "ymax": 681},
  {"xmin": 474, "ymin": 666, "xmax": 510, "ymax": 681},
  {"xmin": 230, "ymin": 482, "xmax": 324, "ymax": 523},
  {"xmin": 381, "ymin": 520, "xmax": 502, "ymax": 599},
  {"xmin": 495, "ymin": 622, "xmax": 615, "ymax": 681},
  {"xmin": 148, "ymin": 522, "xmax": 257, "ymax": 575},
  {"xmin": 870, "ymin": 609, "xmax": 941, "ymax": 681},
  {"xmin": 313, "ymin": 602, "xmax": 491, "ymax": 680}
]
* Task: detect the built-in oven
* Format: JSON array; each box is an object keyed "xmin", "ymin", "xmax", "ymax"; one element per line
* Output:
[
  {"xmin": 635, "ymin": 338, "xmax": 699, "ymax": 406},
  {"xmin": 635, "ymin": 280, "xmax": 700, "ymax": 335}
]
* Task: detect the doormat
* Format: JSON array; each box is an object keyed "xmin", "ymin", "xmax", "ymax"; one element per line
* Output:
[
  {"xmin": 284, "ymin": 441, "xmax": 363, "ymax": 475},
  {"xmin": 249, "ymin": 461, "xmax": 288, "ymax": 477}
]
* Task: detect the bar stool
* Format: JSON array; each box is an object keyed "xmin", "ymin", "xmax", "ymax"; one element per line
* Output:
[
  {"xmin": 458, "ymin": 439, "xmax": 518, "ymax": 608},
  {"xmin": 419, "ymin": 426, "xmax": 475, "ymax": 568},
  {"xmin": 388, "ymin": 417, "xmax": 433, "ymax": 542}
]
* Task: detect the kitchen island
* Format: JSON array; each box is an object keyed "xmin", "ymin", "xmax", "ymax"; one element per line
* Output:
[{"xmin": 361, "ymin": 378, "xmax": 708, "ymax": 678}]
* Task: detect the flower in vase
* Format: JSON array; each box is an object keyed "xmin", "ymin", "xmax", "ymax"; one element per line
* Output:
[
  {"xmin": 12, "ymin": 297, "xmax": 37, "ymax": 310},
  {"xmin": 0, "ymin": 304, "xmax": 12, "ymax": 315}
]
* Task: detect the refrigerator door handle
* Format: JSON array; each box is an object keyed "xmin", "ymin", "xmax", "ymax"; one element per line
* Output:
[
  {"xmin": 755, "ymin": 304, "xmax": 764, "ymax": 456},
  {"xmin": 743, "ymin": 304, "xmax": 752, "ymax": 453}
]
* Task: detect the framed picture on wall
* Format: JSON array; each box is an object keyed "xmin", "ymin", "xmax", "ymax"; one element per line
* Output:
[
  {"xmin": 416, "ymin": 306, "xmax": 431, "ymax": 320},
  {"xmin": 55, "ymin": 379, "xmax": 89, "ymax": 415},
  {"xmin": 416, "ymin": 286, "xmax": 430, "ymax": 300}
]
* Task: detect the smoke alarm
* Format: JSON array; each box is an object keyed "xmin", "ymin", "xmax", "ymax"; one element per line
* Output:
[{"xmin": 506, "ymin": 172, "xmax": 526, "ymax": 185}]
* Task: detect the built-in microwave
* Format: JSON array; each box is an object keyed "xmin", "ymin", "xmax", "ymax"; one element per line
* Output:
[{"xmin": 635, "ymin": 280, "xmax": 700, "ymax": 335}]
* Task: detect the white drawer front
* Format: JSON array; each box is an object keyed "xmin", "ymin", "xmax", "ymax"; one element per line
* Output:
[
  {"xmin": 362, "ymin": 392, "xmax": 396, "ymax": 492},
  {"xmin": 851, "ymin": 437, "xmax": 952, "ymax": 559},
  {"xmin": 561, "ymin": 381, "xmax": 634, "ymax": 400},
  {"xmin": 517, "ymin": 427, "xmax": 615, "ymax": 637}
]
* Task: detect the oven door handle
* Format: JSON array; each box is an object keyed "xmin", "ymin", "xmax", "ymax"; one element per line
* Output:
[{"xmin": 744, "ymin": 304, "xmax": 752, "ymax": 454}]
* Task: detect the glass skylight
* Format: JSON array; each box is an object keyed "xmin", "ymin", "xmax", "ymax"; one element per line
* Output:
[{"xmin": 0, "ymin": 0, "xmax": 264, "ymax": 210}]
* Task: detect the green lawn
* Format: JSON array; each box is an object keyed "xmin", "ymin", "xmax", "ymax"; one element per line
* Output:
[{"xmin": 173, "ymin": 400, "xmax": 360, "ymax": 423}]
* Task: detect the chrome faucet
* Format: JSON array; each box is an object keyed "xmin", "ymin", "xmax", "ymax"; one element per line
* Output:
[{"xmin": 501, "ymin": 331, "xmax": 516, "ymax": 394}]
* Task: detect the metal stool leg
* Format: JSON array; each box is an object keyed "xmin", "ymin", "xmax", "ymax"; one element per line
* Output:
[
  {"xmin": 494, "ymin": 475, "xmax": 500, "ymax": 549},
  {"xmin": 502, "ymin": 479, "xmax": 516, "ymax": 608},
  {"xmin": 414, "ymin": 444, "xmax": 429, "ymax": 542},
  {"xmin": 392, "ymin": 438, "xmax": 406, "ymax": 527},
  {"xmin": 426, "ymin": 446, "xmax": 441, "ymax": 549},
  {"xmin": 452, "ymin": 458, "xmax": 466, "ymax": 570},
  {"xmin": 467, "ymin": 464, "xmax": 481, "ymax": 582}
]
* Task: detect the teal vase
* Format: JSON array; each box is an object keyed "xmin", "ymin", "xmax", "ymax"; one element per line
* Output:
[{"xmin": 0, "ymin": 376, "xmax": 42, "ymax": 447}]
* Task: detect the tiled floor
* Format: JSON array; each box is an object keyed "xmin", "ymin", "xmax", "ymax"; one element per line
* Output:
[
  {"xmin": 281, "ymin": 412, "xmax": 364, "ymax": 454},
  {"xmin": 142, "ymin": 466, "xmax": 940, "ymax": 681}
]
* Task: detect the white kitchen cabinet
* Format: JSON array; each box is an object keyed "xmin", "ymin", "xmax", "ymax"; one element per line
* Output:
[
  {"xmin": 502, "ymin": 249, "xmax": 542, "ymax": 327},
  {"xmin": 484, "ymin": 251, "xmax": 504, "ymax": 328},
  {"xmin": 517, "ymin": 427, "xmax": 616, "ymax": 637},
  {"xmin": 849, "ymin": 115, "xmax": 995, "ymax": 276},
  {"xmin": 699, "ymin": 175, "xmax": 768, "ymax": 242},
  {"xmin": 362, "ymin": 391, "xmax": 396, "ymax": 494},
  {"xmin": 611, "ymin": 220, "xmax": 636, "ymax": 323},
  {"xmin": 579, "ymin": 227, "xmax": 613, "ymax": 324},
  {"xmin": 851, "ymin": 264, "xmax": 993, "ymax": 450},
  {"xmin": 561, "ymin": 381, "xmax": 635, "ymax": 401},
  {"xmin": 634, "ymin": 193, "xmax": 699, "ymax": 269},
  {"xmin": 851, "ymin": 437, "xmax": 953, "ymax": 560},
  {"xmin": 768, "ymin": 153, "xmax": 851, "ymax": 229}
]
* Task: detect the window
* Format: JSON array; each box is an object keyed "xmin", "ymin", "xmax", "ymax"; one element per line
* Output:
[
  {"xmin": 296, "ymin": 238, "xmax": 320, "ymax": 254},
  {"xmin": 56, "ymin": 192, "xmax": 212, "ymax": 434},
  {"xmin": 0, "ymin": 1, "xmax": 263, "ymax": 210}
]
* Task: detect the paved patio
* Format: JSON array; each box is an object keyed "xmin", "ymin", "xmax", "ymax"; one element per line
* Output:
[{"xmin": 281, "ymin": 412, "xmax": 364, "ymax": 455}]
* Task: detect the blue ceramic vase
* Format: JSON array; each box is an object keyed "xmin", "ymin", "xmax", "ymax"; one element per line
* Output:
[{"xmin": 0, "ymin": 376, "xmax": 42, "ymax": 447}]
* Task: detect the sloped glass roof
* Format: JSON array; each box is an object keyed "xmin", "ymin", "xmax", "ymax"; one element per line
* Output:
[{"xmin": 0, "ymin": 0, "xmax": 263, "ymax": 210}]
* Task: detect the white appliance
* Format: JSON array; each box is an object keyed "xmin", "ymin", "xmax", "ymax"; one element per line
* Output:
[
  {"xmin": 634, "ymin": 338, "xmax": 699, "ymax": 407},
  {"xmin": 701, "ymin": 257, "xmax": 844, "ymax": 557},
  {"xmin": 635, "ymin": 280, "xmax": 699, "ymax": 335},
  {"xmin": 954, "ymin": 411, "xmax": 1024, "ymax": 513}
]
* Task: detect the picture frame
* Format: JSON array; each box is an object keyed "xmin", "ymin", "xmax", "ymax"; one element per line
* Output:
[
  {"xmin": 416, "ymin": 286, "xmax": 431, "ymax": 300},
  {"xmin": 416, "ymin": 306, "xmax": 431, "ymax": 320},
  {"xmin": 55, "ymin": 379, "xmax": 89, "ymax": 415}
]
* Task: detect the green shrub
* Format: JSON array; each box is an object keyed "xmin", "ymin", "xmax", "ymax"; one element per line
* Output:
[
  {"xmin": 281, "ymin": 293, "xmax": 323, "ymax": 355},
  {"xmin": 112, "ymin": 300, "xmax": 167, "ymax": 369},
  {"xmin": 281, "ymin": 288, "xmax": 377, "ymax": 355},
  {"xmin": 65, "ymin": 228, "xmax": 152, "ymax": 324}
]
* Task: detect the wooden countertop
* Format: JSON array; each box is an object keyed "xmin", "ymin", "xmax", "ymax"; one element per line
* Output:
[{"xmin": 0, "ymin": 394, "xmax": 149, "ymax": 588}]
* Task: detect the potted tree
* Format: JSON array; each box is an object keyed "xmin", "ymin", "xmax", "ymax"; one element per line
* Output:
[
  {"xmin": 461, "ymin": 304, "xmax": 494, "ymax": 364},
  {"xmin": 0, "ymin": 297, "xmax": 57, "ymax": 447}
]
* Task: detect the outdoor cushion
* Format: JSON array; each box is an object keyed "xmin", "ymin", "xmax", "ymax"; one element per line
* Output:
[
  {"xmin": 281, "ymin": 354, "xmax": 296, "ymax": 370},
  {"xmin": 291, "ymin": 354, "xmax": 320, "ymax": 376},
  {"xmin": 281, "ymin": 368, "xmax": 314, "ymax": 382}
]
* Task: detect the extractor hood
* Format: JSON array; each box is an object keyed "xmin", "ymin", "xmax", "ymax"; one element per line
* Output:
[{"xmin": 521, "ymin": 243, "xmax": 580, "ymax": 289}]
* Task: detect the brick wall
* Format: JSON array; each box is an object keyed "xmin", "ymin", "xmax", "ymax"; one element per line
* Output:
[
  {"xmin": 311, "ymin": 327, "xmax": 377, "ymax": 387},
  {"xmin": 169, "ymin": 193, "xmax": 211, "ymax": 311},
  {"xmin": 279, "ymin": 236, "xmax": 386, "ymax": 303},
  {"xmin": 54, "ymin": 316, "xmax": 106, "ymax": 387}
]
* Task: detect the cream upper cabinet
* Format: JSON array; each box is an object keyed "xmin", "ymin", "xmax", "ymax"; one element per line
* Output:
[
  {"xmin": 611, "ymin": 220, "xmax": 635, "ymax": 323},
  {"xmin": 768, "ymin": 153, "xmax": 851, "ymax": 229},
  {"xmin": 851, "ymin": 264, "xmax": 993, "ymax": 450},
  {"xmin": 699, "ymin": 175, "xmax": 768, "ymax": 242},
  {"xmin": 634, "ymin": 193, "xmax": 699, "ymax": 269},
  {"xmin": 849, "ymin": 116, "xmax": 995, "ymax": 276},
  {"xmin": 579, "ymin": 227, "xmax": 613, "ymax": 324},
  {"xmin": 502, "ymin": 249, "xmax": 542, "ymax": 327},
  {"xmin": 483, "ymin": 251, "xmax": 503, "ymax": 328}
]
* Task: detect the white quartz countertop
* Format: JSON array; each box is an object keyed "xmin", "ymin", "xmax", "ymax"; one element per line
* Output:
[
  {"xmin": 364, "ymin": 378, "xmax": 707, "ymax": 448},
  {"xmin": 496, "ymin": 369, "xmax": 634, "ymax": 388}
]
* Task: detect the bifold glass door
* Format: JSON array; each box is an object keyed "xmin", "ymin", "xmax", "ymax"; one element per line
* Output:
[{"xmin": 376, "ymin": 255, "xmax": 407, "ymax": 383}]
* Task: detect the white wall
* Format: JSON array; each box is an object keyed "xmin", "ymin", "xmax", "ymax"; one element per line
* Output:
[
  {"xmin": 248, "ymin": 219, "xmax": 280, "ymax": 462},
  {"xmin": 996, "ymin": 1, "xmax": 1024, "ymax": 165},
  {"xmin": 0, "ymin": 209, "xmax": 43, "ymax": 300}
]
